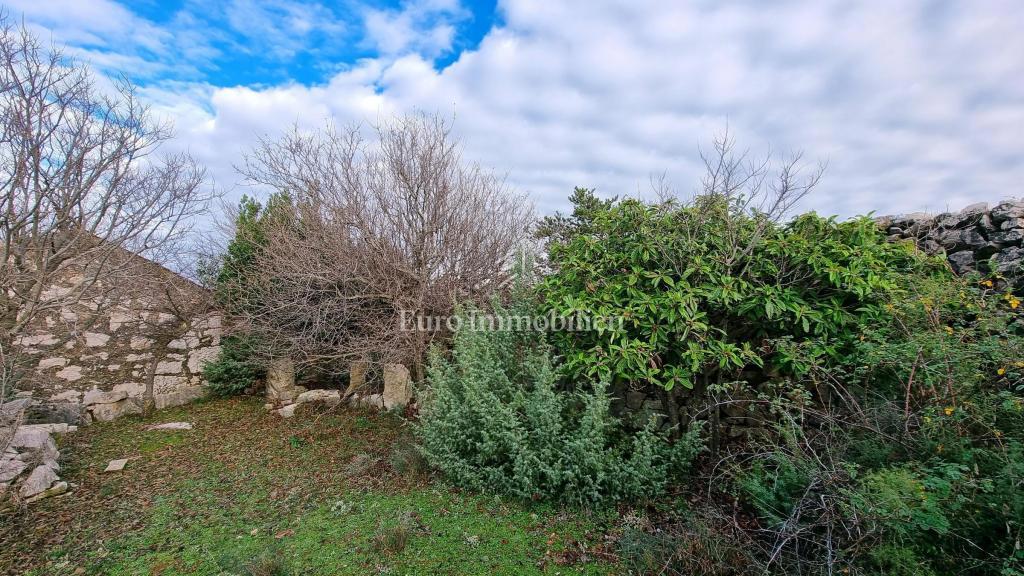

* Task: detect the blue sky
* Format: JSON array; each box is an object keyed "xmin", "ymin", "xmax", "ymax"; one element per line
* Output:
[{"xmin": 7, "ymin": 0, "xmax": 1024, "ymax": 218}]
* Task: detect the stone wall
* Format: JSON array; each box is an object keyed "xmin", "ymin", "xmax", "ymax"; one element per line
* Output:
[
  {"xmin": 878, "ymin": 200, "xmax": 1024, "ymax": 290},
  {"xmin": 12, "ymin": 262, "xmax": 222, "ymax": 425}
]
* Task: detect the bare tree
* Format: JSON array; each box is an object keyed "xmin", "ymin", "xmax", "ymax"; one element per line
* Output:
[
  {"xmin": 231, "ymin": 114, "xmax": 533, "ymax": 381},
  {"xmin": 0, "ymin": 18, "xmax": 211, "ymax": 411}
]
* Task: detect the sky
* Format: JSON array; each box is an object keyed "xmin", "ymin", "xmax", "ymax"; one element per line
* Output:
[{"xmin": 7, "ymin": 0, "xmax": 1024, "ymax": 218}]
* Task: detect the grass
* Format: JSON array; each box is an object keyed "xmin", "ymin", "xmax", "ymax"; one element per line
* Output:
[{"xmin": 0, "ymin": 397, "xmax": 618, "ymax": 575}]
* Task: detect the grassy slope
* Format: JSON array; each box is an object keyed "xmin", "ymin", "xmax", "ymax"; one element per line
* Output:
[{"xmin": 0, "ymin": 398, "xmax": 617, "ymax": 575}]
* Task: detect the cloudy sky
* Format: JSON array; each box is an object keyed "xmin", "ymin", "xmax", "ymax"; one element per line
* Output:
[{"xmin": 8, "ymin": 0, "xmax": 1024, "ymax": 217}]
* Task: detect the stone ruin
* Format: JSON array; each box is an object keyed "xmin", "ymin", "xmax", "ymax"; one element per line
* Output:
[
  {"xmin": 1, "ymin": 399, "xmax": 75, "ymax": 502},
  {"xmin": 263, "ymin": 358, "xmax": 414, "ymax": 418}
]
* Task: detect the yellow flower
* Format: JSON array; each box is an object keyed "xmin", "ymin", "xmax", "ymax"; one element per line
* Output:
[
  {"xmin": 995, "ymin": 430, "xmax": 1003, "ymax": 438},
  {"xmin": 943, "ymin": 326, "xmax": 954, "ymax": 335},
  {"xmin": 1014, "ymin": 361, "xmax": 1024, "ymax": 368},
  {"xmin": 944, "ymin": 406, "xmax": 955, "ymax": 416},
  {"xmin": 998, "ymin": 367, "xmax": 1006, "ymax": 376},
  {"xmin": 923, "ymin": 416, "xmax": 931, "ymax": 423},
  {"xmin": 981, "ymin": 279, "xmax": 994, "ymax": 287},
  {"xmin": 1011, "ymin": 299, "xmax": 1020, "ymax": 309}
]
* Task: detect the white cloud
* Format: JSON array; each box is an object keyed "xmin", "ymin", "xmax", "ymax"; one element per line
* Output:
[{"xmin": 11, "ymin": 0, "xmax": 1024, "ymax": 220}]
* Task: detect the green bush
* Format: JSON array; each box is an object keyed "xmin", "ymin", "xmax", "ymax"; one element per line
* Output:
[
  {"xmin": 203, "ymin": 335, "xmax": 263, "ymax": 397},
  {"xmin": 417, "ymin": 302, "xmax": 702, "ymax": 506}
]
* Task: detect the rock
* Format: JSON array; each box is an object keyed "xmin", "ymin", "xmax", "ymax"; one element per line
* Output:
[
  {"xmin": 83, "ymin": 332, "xmax": 110, "ymax": 347},
  {"xmin": 88, "ymin": 399, "xmax": 141, "ymax": 422},
  {"xmin": 187, "ymin": 346, "xmax": 221, "ymax": 373},
  {"xmin": 154, "ymin": 385, "xmax": 205, "ymax": 410},
  {"xmin": 625, "ymin": 391, "xmax": 646, "ymax": 410},
  {"xmin": 130, "ymin": 336, "xmax": 154, "ymax": 350},
  {"xmin": 104, "ymin": 458, "xmax": 128, "ymax": 473},
  {"xmin": 947, "ymin": 251, "xmax": 976, "ymax": 275},
  {"xmin": 276, "ymin": 404, "xmax": 299, "ymax": 418},
  {"xmin": 350, "ymin": 393, "xmax": 384, "ymax": 410},
  {"xmin": 382, "ymin": 364, "xmax": 413, "ymax": 410},
  {"xmin": 1001, "ymin": 217, "xmax": 1024, "ymax": 231},
  {"xmin": 11, "ymin": 427, "xmax": 57, "ymax": 456},
  {"xmin": 0, "ymin": 458, "xmax": 27, "ymax": 483},
  {"xmin": 918, "ymin": 239, "xmax": 944, "ymax": 255},
  {"xmin": 296, "ymin": 389, "xmax": 342, "ymax": 407},
  {"xmin": 992, "ymin": 229, "xmax": 1024, "ymax": 246},
  {"xmin": 25, "ymin": 480, "xmax": 68, "ymax": 502},
  {"xmin": 992, "ymin": 247, "xmax": 1024, "ymax": 275},
  {"xmin": 155, "ymin": 360, "xmax": 183, "ymax": 374},
  {"xmin": 83, "ymin": 388, "xmax": 128, "ymax": 406},
  {"xmin": 145, "ymin": 422, "xmax": 193, "ymax": 431},
  {"xmin": 991, "ymin": 200, "xmax": 1024, "ymax": 224},
  {"xmin": 37, "ymin": 357, "xmax": 69, "ymax": 370},
  {"xmin": 54, "ymin": 365, "xmax": 84, "ymax": 381},
  {"xmin": 0, "ymin": 397, "xmax": 32, "ymax": 421},
  {"xmin": 346, "ymin": 360, "xmax": 369, "ymax": 396},
  {"xmin": 17, "ymin": 423, "xmax": 71, "ymax": 435},
  {"xmin": 19, "ymin": 464, "xmax": 58, "ymax": 498},
  {"xmin": 266, "ymin": 358, "xmax": 297, "ymax": 403}
]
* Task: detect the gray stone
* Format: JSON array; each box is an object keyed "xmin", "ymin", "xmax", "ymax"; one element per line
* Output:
[
  {"xmin": 0, "ymin": 458, "xmax": 27, "ymax": 483},
  {"xmin": 36, "ymin": 357, "xmax": 69, "ymax": 370},
  {"xmin": 19, "ymin": 464, "xmax": 58, "ymax": 498},
  {"xmin": 382, "ymin": 364, "xmax": 413, "ymax": 410},
  {"xmin": 145, "ymin": 422, "xmax": 193, "ymax": 431},
  {"xmin": 948, "ymin": 251, "xmax": 976, "ymax": 275},
  {"xmin": 104, "ymin": 458, "xmax": 128, "ymax": 472},
  {"xmin": 991, "ymin": 201, "xmax": 1024, "ymax": 224},
  {"xmin": 350, "ymin": 393, "xmax": 384, "ymax": 410},
  {"xmin": 1001, "ymin": 217, "xmax": 1024, "ymax": 231},
  {"xmin": 345, "ymin": 359, "xmax": 369, "ymax": 396},
  {"xmin": 276, "ymin": 404, "xmax": 299, "ymax": 418},
  {"xmin": 625, "ymin": 391, "xmax": 646, "ymax": 410},
  {"xmin": 266, "ymin": 357, "xmax": 297, "ymax": 402},
  {"xmin": 918, "ymin": 239, "xmax": 944, "ymax": 255},
  {"xmin": 54, "ymin": 365, "xmax": 84, "ymax": 381},
  {"xmin": 83, "ymin": 388, "xmax": 128, "ymax": 406},
  {"xmin": 17, "ymin": 423, "xmax": 71, "ymax": 435},
  {"xmin": 83, "ymin": 332, "xmax": 110, "ymax": 347},
  {"xmin": 25, "ymin": 480, "xmax": 68, "ymax": 502},
  {"xmin": 88, "ymin": 399, "xmax": 141, "ymax": 422},
  {"xmin": 992, "ymin": 247, "xmax": 1024, "ymax": 275},
  {"xmin": 296, "ymin": 389, "xmax": 342, "ymax": 407},
  {"xmin": 187, "ymin": 346, "xmax": 221, "ymax": 373},
  {"xmin": 155, "ymin": 360, "xmax": 183, "ymax": 375},
  {"xmin": 992, "ymin": 229, "xmax": 1024, "ymax": 246}
]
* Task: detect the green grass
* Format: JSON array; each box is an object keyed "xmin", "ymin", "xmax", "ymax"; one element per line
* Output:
[{"xmin": 0, "ymin": 398, "xmax": 618, "ymax": 575}]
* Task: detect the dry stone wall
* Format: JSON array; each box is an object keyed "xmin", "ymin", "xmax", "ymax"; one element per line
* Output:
[{"xmin": 879, "ymin": 200, "xmax": 1024, "ymax": 290}]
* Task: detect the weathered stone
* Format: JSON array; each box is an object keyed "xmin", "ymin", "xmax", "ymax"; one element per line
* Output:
[
  {"xmin": 993, "ymin": 247, "xmax": 1024, "ymax": 275},
  {"xmin": 345, "ymin": 359, "xmax": 369, "ymax": 396},
  {"xmin": 625, "ymin": 391, "xmax": 646, "ymax": 410},
  {"xmin": 11, "ymin": 427, "xmax": 57, "ymax": 456},
  {"xmin": 154, "ymin": 386, "xmax": 205, "ymax": 409},
  {"xmin": 351, "ymin": 393, "xmax": 384, "ymax": 410},
  {"xmin": 155, "ymin": 360, "xmax": 183, "ymax": 375},
  {"xmin": 0, "ymin": 458, "xmax": 27, "ymax": 483},
  {"xmin": 88, "ymin": 399, "xmax": 141, "ymax": 422},
  {"xmin": 992, "ymin": 229, "xmax": 1024, "ymax": 246},
  {"xmin": 266, "ymin": 357, "xmax": 297, "ymax": 402},
  {"xmin": 37, "ymin": 357, "xmax": 69, "ymax": 370},
  {"xmin": 83, "ymin": 388, "xmax": 128, "ymax": 406},
  {"xmin": 25, "ymin": 480, "xmax": 68, "ymax": 502},
  {"xmin": 296, "ymin": 389, "xmax": 342, "ymax": 407},
  {"xmin": 947, "ymin": 250, "xmax": 976, "ymax": 275},
  {"xmin": 382, "ymin": 364, "xmax": 413, "ymax": 410},
  {"xmin": 276, "ymin": 404, "xmax": 299, "ymax": 418},
  {"xmin": 18, "ymin": 423, "xmax": 71, "ymax": 435},
  {"xmin": 16, "ymin": 333, "xmax": 58, "ymax": 347},
  {"xmin": 991, "ymin": 201, "xmax": 1024, "ymax": 224},
  {"xmin": 187, "ymin": 346, "xmax": 221, "ymax": 373},
  {"xmin": 83, "ymin": 332, "xmax": 110, "ymax": 347},
  {"xmin": 145, "ymin": 422, "xmax": 193, "ymax": 431},
  {"xmin": 918, "ymin": 239, "xmax": 944, "ymax": 255},
  {"xmin": 130, "ymin": 336, "xmax": 154, "ymax": 350},
  {"xmin": 19, "ymin": 464, "xmax": 58, "ymax": 498},
  {"xmin": 1001, "ymin": 217, "xmax": 1024, "ymax": 231},
  {"xmin": 54, "ymin": 365, "xmax": 84, "ymax": 381},
  {"xmin": 104, "ymin": 458, "xmax": 128, "ymax": 472}
]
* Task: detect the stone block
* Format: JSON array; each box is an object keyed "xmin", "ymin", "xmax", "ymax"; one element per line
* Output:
[
  {"xmin": 83, "ymin": 332, "xmax": 110, "ymax": 347},
  {"xmin": 266, "ymin": 357, "xmax": 297, "ymax": 402},
  {"xmin": 187, "ymin": 346, "xmax": 221, "ymax": 373},
  {"xmin": 83, "ymin": 388, "xmax": 128, "ymax": 406},
  {"xmin": 155, "ymin": 360, "xmax": 183, "ymax": 375},
  {"xmin": 37, "ymin": 357, "xmax": 69, "ymax": 370},
  {"xmin": 54, "ymin": 365, "xmax": 84, "ymax": 381},
  {"xmin": 382, "ymin": 364, "xmax": 413, "ymax": 410}
]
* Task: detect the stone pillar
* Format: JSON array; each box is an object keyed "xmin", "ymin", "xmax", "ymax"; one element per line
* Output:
[
  {"xmin": 343, "ymin": 358, "xmax": 368, "ymax": 397},
  {"xmin": 382, "ymin": 363, "xmax": 413, "ymax": 410},
  {"xmin": 265, "ymin": 357, "xmax": 297, "ymax": 403}
]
